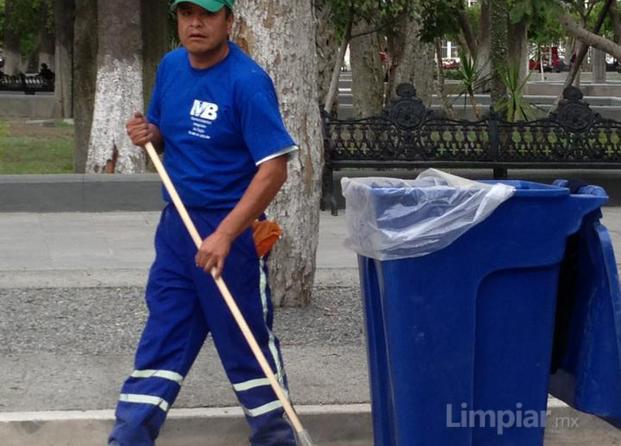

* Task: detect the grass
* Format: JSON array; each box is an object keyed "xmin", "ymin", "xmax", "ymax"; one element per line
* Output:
[{"xmin": 0, "ymin": 120, "xmax": 74, "ymax": 174}]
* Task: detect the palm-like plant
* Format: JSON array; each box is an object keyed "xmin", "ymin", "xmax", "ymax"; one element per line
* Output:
[
  {"xmin": 495, "ymin": 63, "xmax": 539, "ymax": 122},
  {"xmin": 455, "ymin": 50, "xmax": 489, "ymax": 120}
]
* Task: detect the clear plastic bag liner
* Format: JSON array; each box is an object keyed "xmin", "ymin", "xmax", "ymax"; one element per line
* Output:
[{"xmin": 342, "ymin": 169, "xmax": 516, "ymax": 260}]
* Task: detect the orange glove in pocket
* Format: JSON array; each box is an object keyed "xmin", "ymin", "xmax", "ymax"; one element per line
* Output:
[{"xmin": 252, "ymin": 220, "xmax": 283, "ymax": 257}]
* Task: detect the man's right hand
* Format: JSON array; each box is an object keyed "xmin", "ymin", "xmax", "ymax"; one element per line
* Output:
[{"xmin": 126, "ymin": 112, "xmax": 157, "ymax": 147}]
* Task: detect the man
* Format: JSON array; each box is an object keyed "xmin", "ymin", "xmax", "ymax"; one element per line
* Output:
[{"xmin": 109, "ymin": 1, "xmax": 298, "ymax": 445}]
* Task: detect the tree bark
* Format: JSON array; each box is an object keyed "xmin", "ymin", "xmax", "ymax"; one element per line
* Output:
[
  {"xmin": 610, "ymin": 0, "xmax": 621, "ymax": 44},
  {"xmin": 509, "ymin": 19, "xmax": 529, "ymax": 84},
  {"xmin": 86, "ymin": 0, "xmax": 145, "ymax": 174},
  {"xmin": 457, "ymin": 8, "xmax": 478, "ymax": 59},
  {"xmin": 72, "ymin": 0, "xmax": 97, "ymax": 173},
  {"xmin": 233, "ymin": 0, "xmax": 323, "ymax": 307},
  {"xmin": 490, "ymin": 0, "xmax": 509, "ymax": 107},
  {"xmin": 592, "ymin": 48, "xmax": 607, "ymax": 82},
  {"xmin": 387, "ymin": 11, "xmax": 434, "ymax": 105},
  {"xmin": 39, "ymin": 2, "xmax": 56, "ymax": 70},
  {"xmin": 435, "ymin": 38, "xmax": 454, "ymax": 119},
  {"xmin": 141, "ymin": 0, "xmax": 169, "ymax": 113},
  {"xmin": 476, "ymin": 0, "xmax": 491, "ymax": 90},
  {"xmin": 323, "ymin": 19, "xmax": 351, "ymax": 114},
  {"xmin": 314, "ymin": 0, "xmax": 340, "ymax": 114},
  {"xmin": 4, "ymin": 0, "xmax": 21, "ymax": 75},
  {"xmin": 54, "ymin": 0, "xmax": 74, "ymax": 119},
  {"xmin": 350, "ymin": 21, "xmax": 384, "ymax": 117}
]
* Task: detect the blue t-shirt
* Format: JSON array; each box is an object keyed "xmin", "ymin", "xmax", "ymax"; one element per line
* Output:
[{"xmin": 147, "ymin": 42, "xmax": 297, "ymax": 209}]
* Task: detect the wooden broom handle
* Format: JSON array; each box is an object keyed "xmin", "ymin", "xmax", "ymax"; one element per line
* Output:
[{"xmin": 143, "ymin": 142, "xmax": 304, "ymax": 433}]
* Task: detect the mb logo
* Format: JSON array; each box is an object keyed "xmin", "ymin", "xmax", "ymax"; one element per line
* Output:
[{"xmin": 190, "ymin": 100, "xmax": 219, "ymax": 121}]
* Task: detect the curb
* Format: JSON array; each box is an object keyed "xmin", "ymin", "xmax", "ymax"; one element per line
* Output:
[
  {"xmin": 0, "ymin": 404, "xmax": 373, "ymax": 446},
  {"xmin": 0, "ymin": 174, "xmax": 163, "ymax": 212},
  {"xmin": 1, "ymin": 401, "xmax": 619, "ymax": 446}
]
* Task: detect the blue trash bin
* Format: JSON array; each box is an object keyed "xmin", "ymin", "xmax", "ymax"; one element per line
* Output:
[{"xmin": 346, "ymin": 176, "xmax": 617, "ymax": 446}]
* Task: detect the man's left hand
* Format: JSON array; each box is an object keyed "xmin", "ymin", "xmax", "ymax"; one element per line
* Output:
[{"xmin": 195, "ymin": 230, "xmax": 233, "ymax": 279}]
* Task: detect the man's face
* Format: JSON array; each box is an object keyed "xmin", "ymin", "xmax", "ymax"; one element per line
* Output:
[{"xmin": 177, "ymin": 3, "xmax": 233, "ymax": 56}]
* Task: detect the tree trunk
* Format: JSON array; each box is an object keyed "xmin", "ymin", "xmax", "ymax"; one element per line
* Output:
[
  {"xmin": 592, "ymin": 48, "xmax": 607, "ymax": 82},
  {"xmin": 457, "ymin": 8, "xmax": 478, "ymax": 59},
  {"xmin": 233, "ymin": 0, "xmax": 323, "ymax": 307},
  {"xmin": 73, "ymin": 0, "xmax": 97, "ymax": 173},
  {"xmin": 4, "ymin": 0, "xmax": 21, "ymax": 75},
  {"xmin": 490, "ymin": 0, "xmax": 509, "ymax": 107},
  {"xmin": 39, "ymin": 2, "xmax": 56, "ymax": 70},
  {"xmin": 435, "ymin": 38, "xmax": 454, "ymax": 119},
  {"xmin": 323, "ymin": 19, "xmax": 351, "ymax": 114},
  {"xmin": 509, "ymin": 19, "xmax": 529, "ymax": 84},
  {"xmin": 86, "ymin": 0, "xmax": 145, "ymax": 174},
  {"xmin": 314, "ymin": 0, "xmax": 340, "ymax": 115},
  {"xmin": 476, "ymin": 0, "xmax": 491, "ymax": 90},
  {"xmin": 54, "ymin": 0, "xmax": 74, "ymax": 119},
  {"xmin": 350, "ymin": 21, "xmax": 384, "ymax": 117},
  {"xmin": 611, "ymin": 0, "xmax": 621, "ymax": 44},
  {"xmin": 387, "ymin": 14, "xmax": 434, "ymax": 105},
  {"xmin": 141, "ymin": 0, "xmax": 169, "ymax": 112}
]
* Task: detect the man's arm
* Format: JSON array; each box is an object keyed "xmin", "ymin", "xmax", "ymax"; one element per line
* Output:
[{"xmin": 195, "ymin": 155, "xmax": 288, "ymax": 277}]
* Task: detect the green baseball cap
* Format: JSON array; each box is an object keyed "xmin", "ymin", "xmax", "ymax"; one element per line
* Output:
[{"xmin": 170, "ymin": 0, "xmax": 234, "ymax": 13}]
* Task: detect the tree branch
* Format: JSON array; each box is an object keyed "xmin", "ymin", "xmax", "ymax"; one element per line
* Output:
[
  {"xmin": 558, "ymin": 3, "xmax": 621, "ymax": 59},
  {"xmin": 551, "ymin": 0, "xmax": 616, "ymax": 110}
]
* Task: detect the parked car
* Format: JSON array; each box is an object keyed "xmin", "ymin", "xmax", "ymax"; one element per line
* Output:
[
  {"xmin": 606, "ymin": 60, "xmax": 621, "ymax": 72},
  {"xmin": 529, "ymin": 58, "xmax": 567, "ymax": 73},
  {"xmin": 442, "ymin": 58, "xmax": 460, "ymax": 70}
]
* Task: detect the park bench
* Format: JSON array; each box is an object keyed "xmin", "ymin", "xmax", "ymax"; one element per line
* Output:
[
  {"xmin": 321, "ymin": 83, "xmax": 621, "ymax": 215},
  {"xmin": 0, "ymin": 73, "xmax": 54, "ymax": 95}
]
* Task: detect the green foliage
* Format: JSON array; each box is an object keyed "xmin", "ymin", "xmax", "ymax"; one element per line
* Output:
[
  {"xmin": 322, "ymin": 0, "xmax": 414, "ymax": 40},
  {"xmin": 5, "ymin": 0, "xmax": 53, "ymax": 68},
  {"xmin": 453, "ymin": 49, "xmax": 491, "ymax": 119},
  {"xmin": 0, "ymin": 0, "xmax": 5, "ymax": 47},
  {"xmin": 465, "ymin": 3, "xmax": 481, "ymax": 35},
  {"xmin": 589, "ymin": 0, "xmax": 615, "ymax": 40},
  {"xmin": 417, "ymin": 0, "xmax": 464, "ymax": 43},
  {"xmin": 508, "ymin": 0, "xmax": 549, "ymax": 24},
  {"xmin": 495, "ymin": 64, "xmax": 539, "ymax": 121},
  {"xmin": 457, "ymin": 49, "xmax": 478, "ymax": 97},
  {"xmin": 528, "ymin": 2, "xmax": 565, "ymax": 44},
  {"xmin": 417, "ymin": 0, "xmax": 565, "ymax": 45}
]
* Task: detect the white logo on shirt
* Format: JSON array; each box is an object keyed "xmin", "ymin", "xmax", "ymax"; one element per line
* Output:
[{"xmin": 190, "ymin": 100, "xmax": 219, "ymax": 121}]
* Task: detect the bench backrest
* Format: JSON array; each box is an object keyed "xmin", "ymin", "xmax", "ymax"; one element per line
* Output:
[
  {"xmin": 323, "ymin": 84, "xmax": 621, "ymax": 166},
  {"xmin": 0, "ymin": 74, "xmax": 54, "ymax": 93}
]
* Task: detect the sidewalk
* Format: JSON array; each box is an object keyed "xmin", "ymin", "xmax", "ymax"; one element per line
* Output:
[{"xmin": 0, "ymin": 210, "xmax": 620, "ymax": 445}]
